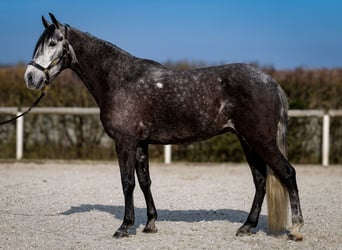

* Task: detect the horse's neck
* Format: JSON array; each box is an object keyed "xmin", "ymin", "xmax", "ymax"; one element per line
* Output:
[{"xmin": 68, "ymin": 28, "xmax": 134, "ymax": 106}]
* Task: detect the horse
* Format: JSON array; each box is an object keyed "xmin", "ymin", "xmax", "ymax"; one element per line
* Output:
[{"xmin": 24, "ymin": 13, "xmax": 304, "ymax": 241}]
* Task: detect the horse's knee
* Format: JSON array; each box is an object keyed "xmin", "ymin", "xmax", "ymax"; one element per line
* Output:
[{"xmin": 122, "ymin": 178, "xmax": 135, "ymax": 194}]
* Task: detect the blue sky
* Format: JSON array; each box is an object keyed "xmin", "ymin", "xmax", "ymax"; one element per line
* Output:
[{"xmin": 0, "ymin": 0, "xmax": 341, "ymax": 69}]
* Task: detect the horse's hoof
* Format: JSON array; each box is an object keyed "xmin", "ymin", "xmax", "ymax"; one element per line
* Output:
[
  {"xmin": 288, "ymin": 232, "xmax": 303, "ymax": 241},
  {"xmin": 288, "ymin": 223, "xmax": 304, "ymax": 241},
  {"xmin": 113, "ymin": 230, "xmax": 129, "ymax": 238},
  {"xmin": 236, "ymin": 226, "xmax": 251, "ymax": 236},
  {"xmin": 142, "ymin": 226, "xmax": 158, "ymax": 234}
]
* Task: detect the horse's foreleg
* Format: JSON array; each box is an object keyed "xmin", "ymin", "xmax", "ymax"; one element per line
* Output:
[
  {"xmin": 236, "ymin": 136, "xmax": 267, "ymax": 236},
  {"xmin": 113, "ymin": 139, "xmax": 137, "ymax": 238},
  {"xmin": 135, "ymin": 143, "xmax": 158, "ymax": 234}
]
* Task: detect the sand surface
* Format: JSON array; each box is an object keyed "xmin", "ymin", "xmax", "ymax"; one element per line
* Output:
[{"xmin": 1, "ymin": 161, "xmax": 341, "ymax": 249}]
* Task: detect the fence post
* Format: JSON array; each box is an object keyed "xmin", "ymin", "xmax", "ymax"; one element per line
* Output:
[
  {"xmin": 322, "ymin": 114, "xmax": 330, "ymax": 166},
  {"xmin": 164, "ymin": 145, "xmax": 172, "ymax": 164},
  {"xmin": 16, "ymin": 113, "xmax": 24, "ymax": 160}
]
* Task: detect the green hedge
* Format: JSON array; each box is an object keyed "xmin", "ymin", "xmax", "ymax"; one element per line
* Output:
[{"xmin": 0, "ymin": 63, "xmax": 341, "ymax": 163}]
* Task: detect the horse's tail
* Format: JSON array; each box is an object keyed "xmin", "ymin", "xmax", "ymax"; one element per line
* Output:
[{"xmin": 266, "ymin": 85, "xmax": 289, "ymax": 232}]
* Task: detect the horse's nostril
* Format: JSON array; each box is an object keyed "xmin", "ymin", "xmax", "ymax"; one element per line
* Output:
[
  {"xmin": 28, "ymin": 73, "xmax": 33, "ymax": 82},
  {"xmin": 26, "ymin": 72, "xmax": 34, "ymax": 85}
]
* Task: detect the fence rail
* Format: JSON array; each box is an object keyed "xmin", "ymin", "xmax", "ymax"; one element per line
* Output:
[{"xmin": 0, "ymin": 107, "xmax": 339, "ymax": 166}]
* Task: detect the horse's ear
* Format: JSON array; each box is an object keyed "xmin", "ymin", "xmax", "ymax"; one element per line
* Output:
[
  {"xmin": 49, "ymin": 13, "xmax": 62, "ymax": 29},
  {"xmin": 42, "ymin": 16, "xmax": 51, "ymax": 29}
]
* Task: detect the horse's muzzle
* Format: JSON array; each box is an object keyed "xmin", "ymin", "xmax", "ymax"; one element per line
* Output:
[{"xmin": 24, "ymin": 67, "xmax": 45, "ymax": 90}]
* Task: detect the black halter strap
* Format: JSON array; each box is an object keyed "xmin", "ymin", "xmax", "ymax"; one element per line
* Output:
[
  {"xmin": 28, "ymin": 25, "xmax": 70, "ymax": 85},
  {"xmin": 0, "ymin": 26, "xmax": 71, "ymax": 126},
  {"xmin": 28, "ymin": 46, "xmax": 68, "ymax": 84}
]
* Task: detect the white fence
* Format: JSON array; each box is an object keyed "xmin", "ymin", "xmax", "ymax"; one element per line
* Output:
[{"xmin": 0, "ymin": 107, "xmax": 340, "ymax": 166}]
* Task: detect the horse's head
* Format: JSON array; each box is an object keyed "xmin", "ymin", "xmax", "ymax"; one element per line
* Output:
[{"xmin": 24, "ymin": 13, "xmax": 76, "ymax": 90}]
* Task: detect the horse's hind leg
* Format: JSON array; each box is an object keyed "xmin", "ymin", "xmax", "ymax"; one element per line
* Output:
[
  {"xmin": 251, "ymin": 139, "xmax": 304, "ymax": 240},
  {"xmin": 236, "ymin": 135, "xmax": 267, "ymax": 236},
  {"xmin": 135, "ymin": 142, "xmax": 158, "ymax": 233},
  {"xmin": 272, "ymin": 155, "xmax": 304, "ymax": 241}
]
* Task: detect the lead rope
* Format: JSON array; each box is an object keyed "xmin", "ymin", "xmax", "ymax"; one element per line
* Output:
[
  {"xmin": 1, "ymin": 25, "xmax": 69, "ymax": 126},
  {"xmin": 0, "ymin": 86, "xmax": 48, "ymax": 126}
]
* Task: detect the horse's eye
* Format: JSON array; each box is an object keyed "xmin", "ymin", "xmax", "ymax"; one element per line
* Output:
[{"xmin": 49, "ymin": 41, "xmax": 57, "ymax": 47}]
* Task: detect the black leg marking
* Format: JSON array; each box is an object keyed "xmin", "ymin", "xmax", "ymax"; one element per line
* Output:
[
  {"xmin": 113, "ymin": 139, "xmax": 137, "ymax": 238},
  {"xmin": 135, "ymin": 143, "xmax": 158, "ymax": 234}
]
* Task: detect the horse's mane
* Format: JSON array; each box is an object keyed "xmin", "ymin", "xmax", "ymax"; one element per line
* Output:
[
  {"xmin": 83, "ymin": 31, "xmax": 132, "ymax": 57},
  {"xmin": 82, "ymin": 29, "xmax": 164, "ymax": 68}
]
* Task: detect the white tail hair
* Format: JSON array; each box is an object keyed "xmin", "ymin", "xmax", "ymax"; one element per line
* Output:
[{"xmin": 266, "ymin": 85, "xmax": 289, "ymax": 232}]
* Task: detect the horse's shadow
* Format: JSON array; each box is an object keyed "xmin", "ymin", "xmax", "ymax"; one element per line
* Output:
[{"xmin": 58, "ymin": 204, "xmax": 268, "ymax": 234}]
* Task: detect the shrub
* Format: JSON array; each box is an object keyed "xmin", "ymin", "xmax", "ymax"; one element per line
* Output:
[{"xmin": 0, "ymin": 63, "xmax": 341, "ymax": 163}]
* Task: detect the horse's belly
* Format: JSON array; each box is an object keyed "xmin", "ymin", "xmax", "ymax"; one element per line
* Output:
[{"xmin": 146, "ymin": 120, "xmax": 232, "ymax": 145}]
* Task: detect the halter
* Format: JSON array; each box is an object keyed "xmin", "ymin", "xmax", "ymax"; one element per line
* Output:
[
  {"xmin": 0, "ymin": 25, "xmax": 70, "ymax": 126},
  {"xmin": 28, "ymin": 25, "xmax": 70, "ymax": 85}
]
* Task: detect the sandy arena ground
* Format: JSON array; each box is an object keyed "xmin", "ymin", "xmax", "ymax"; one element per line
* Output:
[{"xmin": 0, "ymin": 161, "xmax": 341, "ymax": 249}]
